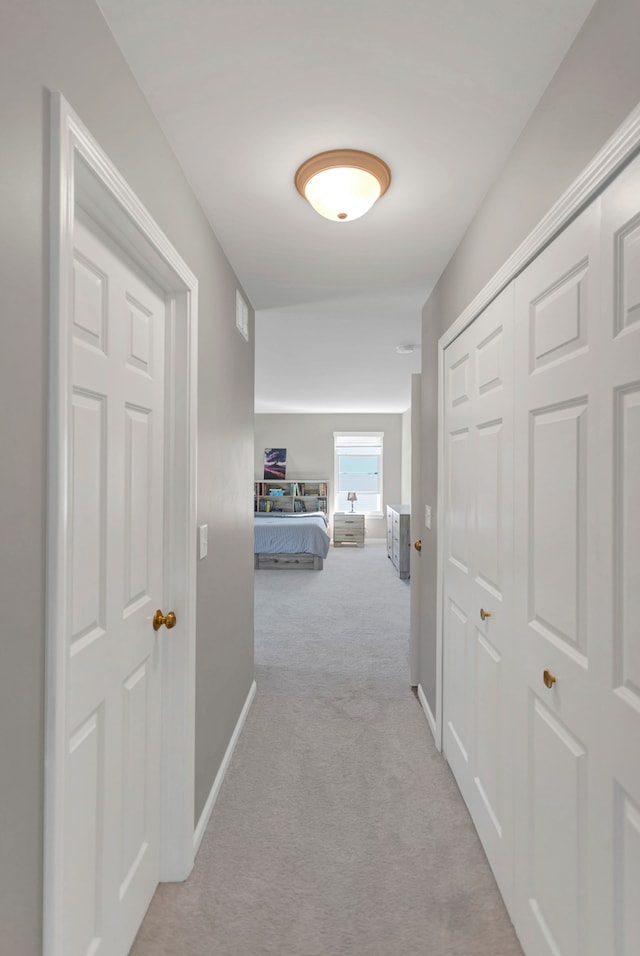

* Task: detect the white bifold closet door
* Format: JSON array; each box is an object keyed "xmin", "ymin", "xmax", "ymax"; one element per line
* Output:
[
  {"xmin": 442, "ymin": 284, "xmax": 515, "ymax": 910},
  {"xmin": 513, "ymin": 157, "xmax": 640, "ymax": 956},
  {"xmin": 594, "ymin": 157, "xmax": 640, "ymax": 956},
  {"xmin": 442, "ymin": 149, "xmax": 640, "ymax": 956},
  {"xmin": 513, "ymin": 199, "xmax": 602, "ymax": 956}
]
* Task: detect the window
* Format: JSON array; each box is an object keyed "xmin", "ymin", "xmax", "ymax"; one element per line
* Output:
[{"xmin": 334, "ymin": 432, "xmax": 383, "ymax": 515}]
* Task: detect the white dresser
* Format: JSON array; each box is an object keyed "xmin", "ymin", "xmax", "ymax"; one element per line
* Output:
[
  {"xmin": 333, "ymin": 512, "xmax": 365, "ymax": 547},
  {"xmin": 386, "ymin": 505, "xmax": 410, "ymax": 579}
]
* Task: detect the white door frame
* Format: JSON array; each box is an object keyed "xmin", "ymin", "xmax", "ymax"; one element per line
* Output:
[
  {"xmin": 44, "ymin": 93, "xmax": 199, "ymax": 955},
  {"xmin": 432, "ymin": 101, "xmax": 640, "ymax": 752},
  {"xmin": 409, "ymin": 372, "xmax": 421, "ymax": 689}
]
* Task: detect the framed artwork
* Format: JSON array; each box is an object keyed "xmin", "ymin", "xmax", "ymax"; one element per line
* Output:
[{"xmin": 264, "ymin": 448, "xmax": 287, "ymax": 480}]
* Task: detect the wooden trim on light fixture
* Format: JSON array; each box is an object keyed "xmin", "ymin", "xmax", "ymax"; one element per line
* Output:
[{"xmin": 294, "ymin": 148, "xmax": 391, "ymax": 197}]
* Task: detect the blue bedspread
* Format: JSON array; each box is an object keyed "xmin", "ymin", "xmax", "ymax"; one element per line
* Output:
[{"xmin": 254, "ymin": 512, "xmax": 330, "ymax": 559}]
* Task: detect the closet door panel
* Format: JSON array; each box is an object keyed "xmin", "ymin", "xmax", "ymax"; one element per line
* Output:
[
  {"xmin": 470, "ymin": 300, "xmax": 514, "ymax": 886},
  {"xmin": 529, "ymin": 400, "xmax": 588, "ymax": 659},
  {"xmin": 442, "ymin": 285, "xmax": 515, "ymax": 910},
  {"xmin": 449, "ymin": 427, "xmax": 472, "ymax": 574},
  {"xmin": 443, "ymin": 334, "xmax": 473, "ymax": 775},
  {"xmin": 527, "ymin": 698, "xmax": 587, "ymax": 956},
  {"xmin": 445, "ymin": 597, "xmax": 471, "ymax": 761},
  {"xmin": 514, "ymin": 201, "xmax": 601, "ymax": 956},
  {"xmin": 586, "ymin": 153, "xmax": 640, "ymax": 956},
  {"xmin": 474, "ymin": 420, "xmax": 503, "ymax": 598}
]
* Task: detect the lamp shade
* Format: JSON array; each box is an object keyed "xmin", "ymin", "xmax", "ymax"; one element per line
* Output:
[
  {"xmin": 347, "ymin": 492, "xmax": 358, "ymax": 502},
  {"xmin": 295, "ymin": 150, "xmax": 391, "ymax": 222}
]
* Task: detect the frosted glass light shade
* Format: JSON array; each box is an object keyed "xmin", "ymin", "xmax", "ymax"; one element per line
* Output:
[
  {"xmin": 305, "ymin": 167, "xmax": 380, "ymax": 221},
  {"xmin": 295, "ymin": 149, "xmax": 391, "ymax": 222}
]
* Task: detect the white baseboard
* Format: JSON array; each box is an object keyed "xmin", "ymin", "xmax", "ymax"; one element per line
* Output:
[
  {"xmin": 193, "ymin": 679, "xmax": 257, "ymax": 855},
  {"xmin": 417, "ymin": 683, "xmax": 438, "ymax": 743}
]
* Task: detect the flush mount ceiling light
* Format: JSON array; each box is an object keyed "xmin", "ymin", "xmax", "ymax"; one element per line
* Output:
[{"xmin": 294, "ymin": 149, "xmax": 391, "ymax": 222}]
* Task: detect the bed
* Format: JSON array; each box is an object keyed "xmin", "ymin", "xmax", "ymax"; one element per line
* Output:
[{"xmin": 254, "ymin": 511, "xmax": 331, "ymax": 570}]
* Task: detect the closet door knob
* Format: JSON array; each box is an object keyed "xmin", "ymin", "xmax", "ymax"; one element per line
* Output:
[
  {"xmin": 480, "ymin": 608, "xmax": 491, "ymax": 621},
  {"xmin": 153, "ymin": 609, "xmax": 177, "ymax": 631},
  {"xmin": 414, "ymin": 540, "xmax": 422, "ymax": 552},
  {"xmin": 543, "ymin": 669, "xmax": 557, "ymax": 689}
]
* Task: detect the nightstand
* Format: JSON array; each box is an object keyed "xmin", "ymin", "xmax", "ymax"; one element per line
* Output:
[{"xmin": 333, "ymin": 512, "xmax": 365, "ymax": 547}]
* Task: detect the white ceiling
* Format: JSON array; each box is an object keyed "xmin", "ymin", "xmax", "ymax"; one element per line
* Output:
[{"xmin": 97, "ymin": 0, "xmax": 596, "ymax": 413}]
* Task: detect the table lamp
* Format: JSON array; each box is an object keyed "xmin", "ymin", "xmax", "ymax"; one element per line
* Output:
[{"xmin": 347, "ymin": 492, "xmax": 358, "ymax": 513}]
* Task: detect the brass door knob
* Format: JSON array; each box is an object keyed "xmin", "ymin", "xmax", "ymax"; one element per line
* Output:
[
  {"xmin": 153, "ymin": 609, "xmax": 177, "ymax": 631},
  {"xmin": 480, "ymin": 608, "xmax": 491, "ymax": 621},
  {"xmin": 414, "ymin": 540, "xmax": 422, "ymax": 552},
  {"xmin": 543, "ymin": 669, "xmax": 557, "ymax": 689}
]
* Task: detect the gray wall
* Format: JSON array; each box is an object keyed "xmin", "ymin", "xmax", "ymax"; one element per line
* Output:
[
  {"xmin": 0, "ymin": 1, "xmax": 255, "ymax": 952},
  {"xmin": 416, "ymin": 315, "xmax": 440, "ymax": 713},
  {"xmin": 255, "ymin": 414, "xmax": 403, "ymax": 539},
  {"xmin": 400, "ymin": 407, "xmax": 412, "ymax": 505},
  {"xmin": 417, "ymin": 0, "xmax": 640, "ymax": 715}
]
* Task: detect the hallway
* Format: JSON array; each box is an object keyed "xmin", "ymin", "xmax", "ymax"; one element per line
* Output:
[{"xmin": 131, "ymin": 541, "xmax": 523, "ymax": 955}]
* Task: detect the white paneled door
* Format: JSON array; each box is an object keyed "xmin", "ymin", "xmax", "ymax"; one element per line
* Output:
[
  {"xmin": 441, "ymin": 148, "xmax": 640, "ymax": 956},
  {"xmin": 513, "ymin": 202, "xmax": 601, "ymax": 956},
  {"xmin": 442, "ymin": 285, "xmax": 515, "ymax": 909},
  {"xmin": 594, "ymin": 156, "xmax": 640, "ymax": 956},
  {"xmin": 513, "ymin": 156, "xmax": 640, "ymax": 956},
  {"xmin": 64, "ymin": 211, "xmax": 166, "ymax": 956}
]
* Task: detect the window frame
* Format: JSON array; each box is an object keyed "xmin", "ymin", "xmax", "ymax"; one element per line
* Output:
[{"xmin": 333, "ymin": 431, "xmax": 384, "ymax": 517}]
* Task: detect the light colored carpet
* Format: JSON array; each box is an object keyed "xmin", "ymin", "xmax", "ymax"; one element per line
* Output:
[{"xmin": 130, "ymin": 540, "xmax": 523, "ymax": 956}]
